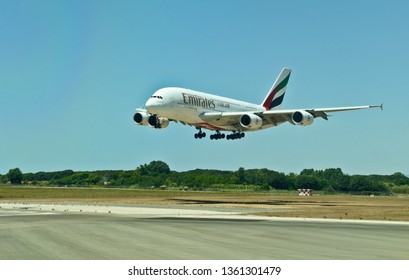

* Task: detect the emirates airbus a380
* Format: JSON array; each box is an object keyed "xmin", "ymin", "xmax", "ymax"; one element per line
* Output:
[{"xmin": 133, "ymin": 68, "xmax": 382, "ymax": 140}]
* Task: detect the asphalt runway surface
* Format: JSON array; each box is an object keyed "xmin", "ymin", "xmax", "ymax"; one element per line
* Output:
[{"xmin": 0, "ymin": 203, "xmax": 408, "ymax": 259}]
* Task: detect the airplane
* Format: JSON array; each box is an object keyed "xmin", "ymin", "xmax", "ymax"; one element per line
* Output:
[{"xmin": 133, "ymin": 68, "xmax": 382, "ymax": 140}]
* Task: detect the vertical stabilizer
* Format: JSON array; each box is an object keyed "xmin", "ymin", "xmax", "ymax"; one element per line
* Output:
[{"xmin": 261, "ymin": 68, "xmax": 291, "ymax": 110}]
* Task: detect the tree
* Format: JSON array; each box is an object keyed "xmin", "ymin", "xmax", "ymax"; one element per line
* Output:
[
  {"xmin": 389, "ymin": 172, "xmax": 409, "ymax": 185},
  {"xmin": 268, "ymin": 171, "xmax": 287, "ymax": 189},
  {"xmin": 236, "ymin": 167, "xmax": 246, "ymax": 184},
  {"xmin": 137, "ymin": 161, "xmax": 171, "ymax": 175},
  {"xmin": 296, "ymin": 174, "xmax": 321, "ymax": 190},
  {"xmin": 7, "ymin": 168, "xmax": 23, "ymax": 184},
  {"xmin": 323, "ymin": 168, "xmax": 349, "ymax": 192},
  {"xmin": 349, "ymin": 175, "xmax": 389, "ymax": 194},
  {"xmin": 147, "ymin": 160, "xmax": 171, "ymax": 174},
  {"xmin": 300, "ymin": 168, "xmax": 315, "ymax": 176},
  {"xmin": 349, "ymin": 175, "xmax": 370, "ymax": 193}
]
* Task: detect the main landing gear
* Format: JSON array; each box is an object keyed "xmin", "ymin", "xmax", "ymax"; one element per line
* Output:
[
  {"xmin": 210, "ymin": 131, "xmax": 225, "ymax": 140},
  {"xmin": 194, "ymin": 128, "xmax": 206, "ymax": 139},
  {"xmin": 226, "ymin": 131, "xmax": 245, "ymax": 140},
  {"xmin": 194, "ymin": 128, "xmax": 245, "ymax": 140},
  {"xmin": 210, "ymin": 131, "xmax": 245, "ymax": 140}
]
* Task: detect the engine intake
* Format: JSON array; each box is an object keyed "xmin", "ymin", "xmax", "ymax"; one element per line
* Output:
[
  {"xmin": 133, "ymin": 112, "xmax": 150, "ymax": 126},
  {"xmin": 148, "ymin": 115, "xmax": 169, "ymax": 129},
  {"xmin": 240, "ymin": 114, "xmax": 262, "ymax": 130},
  {"xmin": 292, "ymin": 110, "xmax": 314, "ymax": 126}
]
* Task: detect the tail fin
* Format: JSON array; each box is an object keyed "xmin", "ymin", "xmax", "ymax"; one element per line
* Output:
[{"xmin": 261, "ymin": 68, "xmax": 291, "ymax": 110}]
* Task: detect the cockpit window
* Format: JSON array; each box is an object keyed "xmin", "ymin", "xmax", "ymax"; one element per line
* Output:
[{"xmin": 150, "ymin": 96, "xmax": 163, "ymax": 99}]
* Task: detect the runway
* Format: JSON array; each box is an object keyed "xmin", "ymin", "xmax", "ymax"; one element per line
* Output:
[{"xmin": 0, "ymin": 202, "xmax": 408, "ymax": 259}]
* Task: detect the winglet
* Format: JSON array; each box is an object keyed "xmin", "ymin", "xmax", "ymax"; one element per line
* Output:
[
  {"xmin": 369, "ymin": 103, "xmax": 383, "ymax": 111},
  {"xmin": 261, "ymin": 68, "xmax": 291, "ymax": 110}
]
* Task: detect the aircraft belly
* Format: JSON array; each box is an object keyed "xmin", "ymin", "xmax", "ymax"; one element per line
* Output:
[
  {"xmin": 194, "ymin": 122, "xmax": 275, "ymax": 132},
  {"xmin": 180, "ymin": 109, "xmax": 202, "ymax": 122},
  {"xmin": 160, "ymin": 105, "xmax": 200, "ymax": 122}
]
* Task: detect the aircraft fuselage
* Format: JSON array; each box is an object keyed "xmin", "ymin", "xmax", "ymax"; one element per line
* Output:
[{"xmin": 146, "ymin": 87, "xmax": 266, "ymax": 131}]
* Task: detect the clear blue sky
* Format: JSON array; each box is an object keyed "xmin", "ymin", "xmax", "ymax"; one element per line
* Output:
[{"xmin": 1, "ymin": 0, "xmax": 408, "ymax": 175}]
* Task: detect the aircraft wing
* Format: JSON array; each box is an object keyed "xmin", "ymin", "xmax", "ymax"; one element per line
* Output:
[
  {"xmin": 200, "ymin": 110, "xmax": 294, "ymax": 127},
  {"xmin": 200, "ymin": 104, "xmax": 382, "ymax": 128},
  {"xmin": 199, "ymin": 112, "xmax": 254, "ymax": 127},
  {"xmin": 264, "ymin": 104, "xmax": 383, "ymax": 122}
]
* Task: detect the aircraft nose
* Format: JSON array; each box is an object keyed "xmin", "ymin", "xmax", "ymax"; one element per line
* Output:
[
  {"xmin": 145, "ymin": 97, "xmax": 161, "ymax": 113},
  {"xmin": 145, "ymin": 98, "xmax": 155, "ymax": 111}
]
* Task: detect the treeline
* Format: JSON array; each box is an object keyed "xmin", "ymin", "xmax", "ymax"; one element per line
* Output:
[{"xmin": 1, "ymin": 161, "xmax": 409, "ymax": 195}]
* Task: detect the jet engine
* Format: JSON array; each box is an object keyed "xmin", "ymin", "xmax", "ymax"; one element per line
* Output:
[
  {"xmin": 240, "ymin": 114, "xmax": 263, "ymax": 130},
  {"xmin": 133, "ymin": 111, "xmax": 150, "ymax": 126},
  {"xmin": 148, "ymin": 115, "xmax": 169, "ymax": 129},
  {"xmin": 292, "ymin": 110, "xmax": 314, "ymax": 126}
]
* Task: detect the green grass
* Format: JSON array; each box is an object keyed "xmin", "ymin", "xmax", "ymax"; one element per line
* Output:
[{"xmin": 0, "ymin": 186, "xmax": 180, "ymax": 199}]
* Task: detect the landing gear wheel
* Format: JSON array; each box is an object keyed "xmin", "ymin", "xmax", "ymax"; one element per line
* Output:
[
  {"xmin": 194, "ymin": 128, "xmax": 206, "ymax": 139},
  {"xmin": 226, "ymin": 131, "xmax": 245, "ymax": 140},
  {"xmin": 210, "ymin": 130, "xmax": 225, "ymax": 140}
]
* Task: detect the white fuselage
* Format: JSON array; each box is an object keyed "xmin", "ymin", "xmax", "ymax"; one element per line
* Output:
[{"xmin": 145, "ymin": 87, "xmax": 266, "ymax": 131}]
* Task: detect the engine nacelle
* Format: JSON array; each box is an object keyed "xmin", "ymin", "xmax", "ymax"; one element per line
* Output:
[
  {"xmin": 133, "ymin": 111, "xmax": 150, "ymax": 126},
  {"xmin": 240, "ymin": 114, "xmax": 263, "ymax": 130},
  {"xmin": 148, "ymin": 115, "xmax": 169, "ymax": 129},
  {"xmin": 292, "ymin": 110, "xmax": 314, "ymax": 126}
]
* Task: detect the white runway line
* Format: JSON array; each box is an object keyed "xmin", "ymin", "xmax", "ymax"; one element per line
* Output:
[
  {"xmin": 0, "ymin": 209, "xmax": 57, "ymax": 217},
  {"xmin": 0, "ymin": 202, "xmax": 240, "ymax": 218}
]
